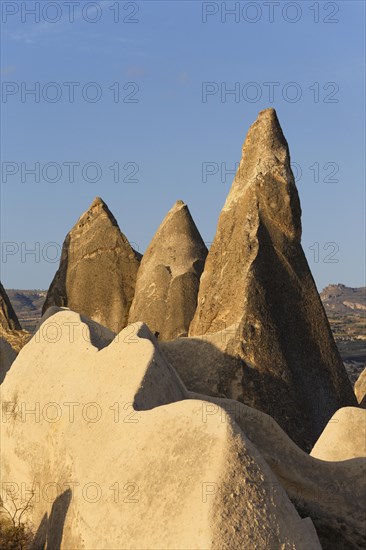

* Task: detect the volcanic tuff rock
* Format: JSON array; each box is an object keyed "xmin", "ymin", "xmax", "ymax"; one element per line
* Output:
[
  {"xmin": 310, "ymin": 407, "xmax": 366, "ymax": 462},
  {"xmin": 1, "ymin": 309, "xmax": 321, "ymax": 549},
  {"xmin": 188, "ymin": 108, "xmax": 356, "ymax": 450},
  {"xmin": 189, "ymin": 393, "xmax": 366, "ymax": 550},
  {"xmin": 42, "ymin": 197, "xmax": 141, "ymax": 333},
  {"xmin": 128, "ymin": 200, "xmax": 208, "ymax": 340},
  {"xmin": 355, "ymin": 368, "xmax": 366, "ymax": 408}
]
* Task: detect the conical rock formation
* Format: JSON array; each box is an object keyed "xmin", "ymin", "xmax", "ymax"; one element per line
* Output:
[
  {"xmin": 42, "ymin": 197, "xmax": 141, "ymax": 332},
  {"xmin": 1, "ymin": 309, "xmax": 321, "ymax": 549},
  {"xmin": 188, "ymin": 108, "xmax": 356, "ymax": 449},
  {"xmin": 128, "ymin": 200, "xmax": 207, "ymax": 340}
]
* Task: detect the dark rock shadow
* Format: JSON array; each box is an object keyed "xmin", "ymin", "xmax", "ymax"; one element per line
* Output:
[
  {"xmin": 0, "ymin": 338, "xmax": 17, "ymax": 384},
  {"xmin": 42, "ymin": 235, "xmax": 70, "ymax": 316},
  {"xmin": 32, "ymin": 489, "xmax": 72, "ymax": 550},
  {"xmin": 32, "ymin": 513, "xmax": 48, "ymax": 550}
]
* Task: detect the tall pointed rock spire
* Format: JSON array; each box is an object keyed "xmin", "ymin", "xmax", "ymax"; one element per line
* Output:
[
  {"xmin": 42, "ymin": 197, "xmax": 140, "ymax": 333},
  {"xmin": 189, "ymin": 108, "xmax": 355, "ymax": 449},
  {"xmin": 128, "ymin": 200, "xmax": 207, "ymax": 340}
]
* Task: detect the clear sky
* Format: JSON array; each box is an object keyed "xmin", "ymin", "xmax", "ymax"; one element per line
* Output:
[{"xmin": 1, "ymin": 0, "xmax": 365, "ymax": 291}]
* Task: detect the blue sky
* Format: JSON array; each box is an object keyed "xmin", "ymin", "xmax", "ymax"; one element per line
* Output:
[{"xmin": 1, "ymin": 0, "xmax": 365, "ymax": 290}]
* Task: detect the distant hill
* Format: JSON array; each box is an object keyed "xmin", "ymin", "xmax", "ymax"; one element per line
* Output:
[
  {"xmin": 320, "ymin": 284, "xmax": 366, "ymax": 316},
  {"xmin": 5, "ymin": 284, "xmax": 366, "ymax": 384},
  {"xmin": 320, "ymin": 284, "xmax": 365, "ymax": 384}
]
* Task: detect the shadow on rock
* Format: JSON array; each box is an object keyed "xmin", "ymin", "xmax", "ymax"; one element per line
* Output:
[{"xmin": 32, "ymin": 489, "xmax": 72, "ymax": 550}]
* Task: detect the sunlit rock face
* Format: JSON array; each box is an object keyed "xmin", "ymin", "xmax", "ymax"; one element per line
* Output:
[{"xmin": 1, "ymin": 308, "xmax": 322, "ymax": 550}]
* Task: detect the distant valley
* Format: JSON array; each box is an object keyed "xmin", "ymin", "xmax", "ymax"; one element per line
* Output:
[{"xmin": 5, "ymin": 289, "xmax": 46, "ymax": 333}]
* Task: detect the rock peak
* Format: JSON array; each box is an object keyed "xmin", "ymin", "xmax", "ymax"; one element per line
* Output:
[
  {"xmin": 80, "ymin": 196, "xmax": 119, "ymax": 228},
  {"xmin": 258, "ymin": 106, "xmax": 278, "ymax": 119},
  {"xmin": 242, "ymin": 107, "xmax": 289, "ymax": 159},
  {"xmin": 223, "ymin": 107, "xmax": 301, "ymax": 242},
  {"xmin": 91, "ymin": 196, "xmax": 105, "ymax": 207},
  {"xmin": 168, "ymin": 200, "xmax": 187, "ymax": 216},
  {"xmin": 256, "ymin": 107, "xmax": 282, "ymax": 128},
  {"xmin": 172, "ymin": 199, "xmax": 186, "ymax": 210}
]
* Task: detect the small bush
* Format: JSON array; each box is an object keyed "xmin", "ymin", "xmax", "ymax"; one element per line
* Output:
[
  {"xmin": 0, "ymin": 518, "xmax": 34, "ymax": 550},
  {"xmin": 0, "ymin": 489, "xmax": 35, "ymax": 549}
]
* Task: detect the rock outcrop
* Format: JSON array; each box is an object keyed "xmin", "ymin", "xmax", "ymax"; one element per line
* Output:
[
  {"xmin": 188, "ymin": 108, "xmax": 356, "ymax": 450},
  {"xmin": 128, "ymin": 200, "xmax": 208, "ymax": 340},
  {"xmin": 355, "ymin": 368, "xmax": 366, "ymax": 408},
  {"xmin": 42, "ymin": 197, "xmax": 141, "ymax": 333},
  {"xmin": 190, "ymin": 393, "xmax": 366, "ymax": 550},
  {"xmin": 310, "ymin": 407, "xmax": 366, "ymax": 461},
  {"xmin": 1, "ymin": 309, "xmax": 322, "ymax": 549}
]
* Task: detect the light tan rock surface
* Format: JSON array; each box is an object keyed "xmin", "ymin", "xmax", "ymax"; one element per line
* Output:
[
  {"xmin": 310, "ymin": 407, "xmax": 366, "ymax": 461},
  {"xmin": 128, "ymin": 200, "xmax": 207, "ymax": 341},
  {"xmin": 188, "ymin": 108, "xmax": 356, "ymax": 450},
  {"xmin": 42, "ymin": 197, "xmax": 141, "ymax": 333},
  {"xmin": 1, "ymin": 309, "xmax": 321, "ymax": 550},
  {"xmin": 355, "ymin": 368, "xmax": 366, "ymax": 408},
  {"xmin": 189, "ymin": 393, "xmax": 366, "ymax": 550}
]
